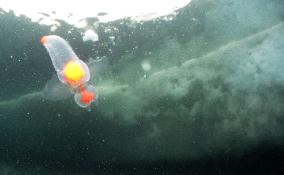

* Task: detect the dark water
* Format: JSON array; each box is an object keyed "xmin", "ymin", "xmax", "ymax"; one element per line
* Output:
[{"xmin": 1, "ymin": 0, "xmax": 284, "ymax": 174}]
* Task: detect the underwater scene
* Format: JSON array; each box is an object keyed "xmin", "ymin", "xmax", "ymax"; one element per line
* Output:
[{"xmin": 0, "ymin": 0, "xmax": 284, "ymax": 174}]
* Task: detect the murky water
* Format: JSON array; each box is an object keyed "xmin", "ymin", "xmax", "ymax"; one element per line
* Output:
[{"xmin": 0, "ymin": 0, "xmax": 284, "ymax": 174}]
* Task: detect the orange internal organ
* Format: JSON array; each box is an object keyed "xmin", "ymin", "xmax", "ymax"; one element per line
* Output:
[
  {"xmin": 40, "ymin": 36, "xmax": 47, "ymax": 44},
  {"xmin": 63, "ymin": 61, "xmax": 85, "ymax": 86},
  {"xmin": 80, "ymin": 89, "xmax": 95, "ymax": 105}
]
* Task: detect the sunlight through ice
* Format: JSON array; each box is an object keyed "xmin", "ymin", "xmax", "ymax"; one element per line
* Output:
[{"xmin": 0, "ymin": 0, "xmax": 192, "ymax": 27}]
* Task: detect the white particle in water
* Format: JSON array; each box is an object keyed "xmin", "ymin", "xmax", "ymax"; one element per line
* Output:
[
  {"xmin": 141, "ymin": 60, "xmax": 151, "ymax": 71},
  {"xmin": 83, "ymin": 29, "xmax": 99, "ymax": 42}
]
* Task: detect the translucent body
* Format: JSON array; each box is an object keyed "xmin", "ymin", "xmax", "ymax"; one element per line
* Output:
[
  {"xmin": 41, "ymin": 35, "xmax": 90, "ymax": 84},
  {"xmin": 41, "ymin": 35, "xmax": 96, "ymax": 109}
]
